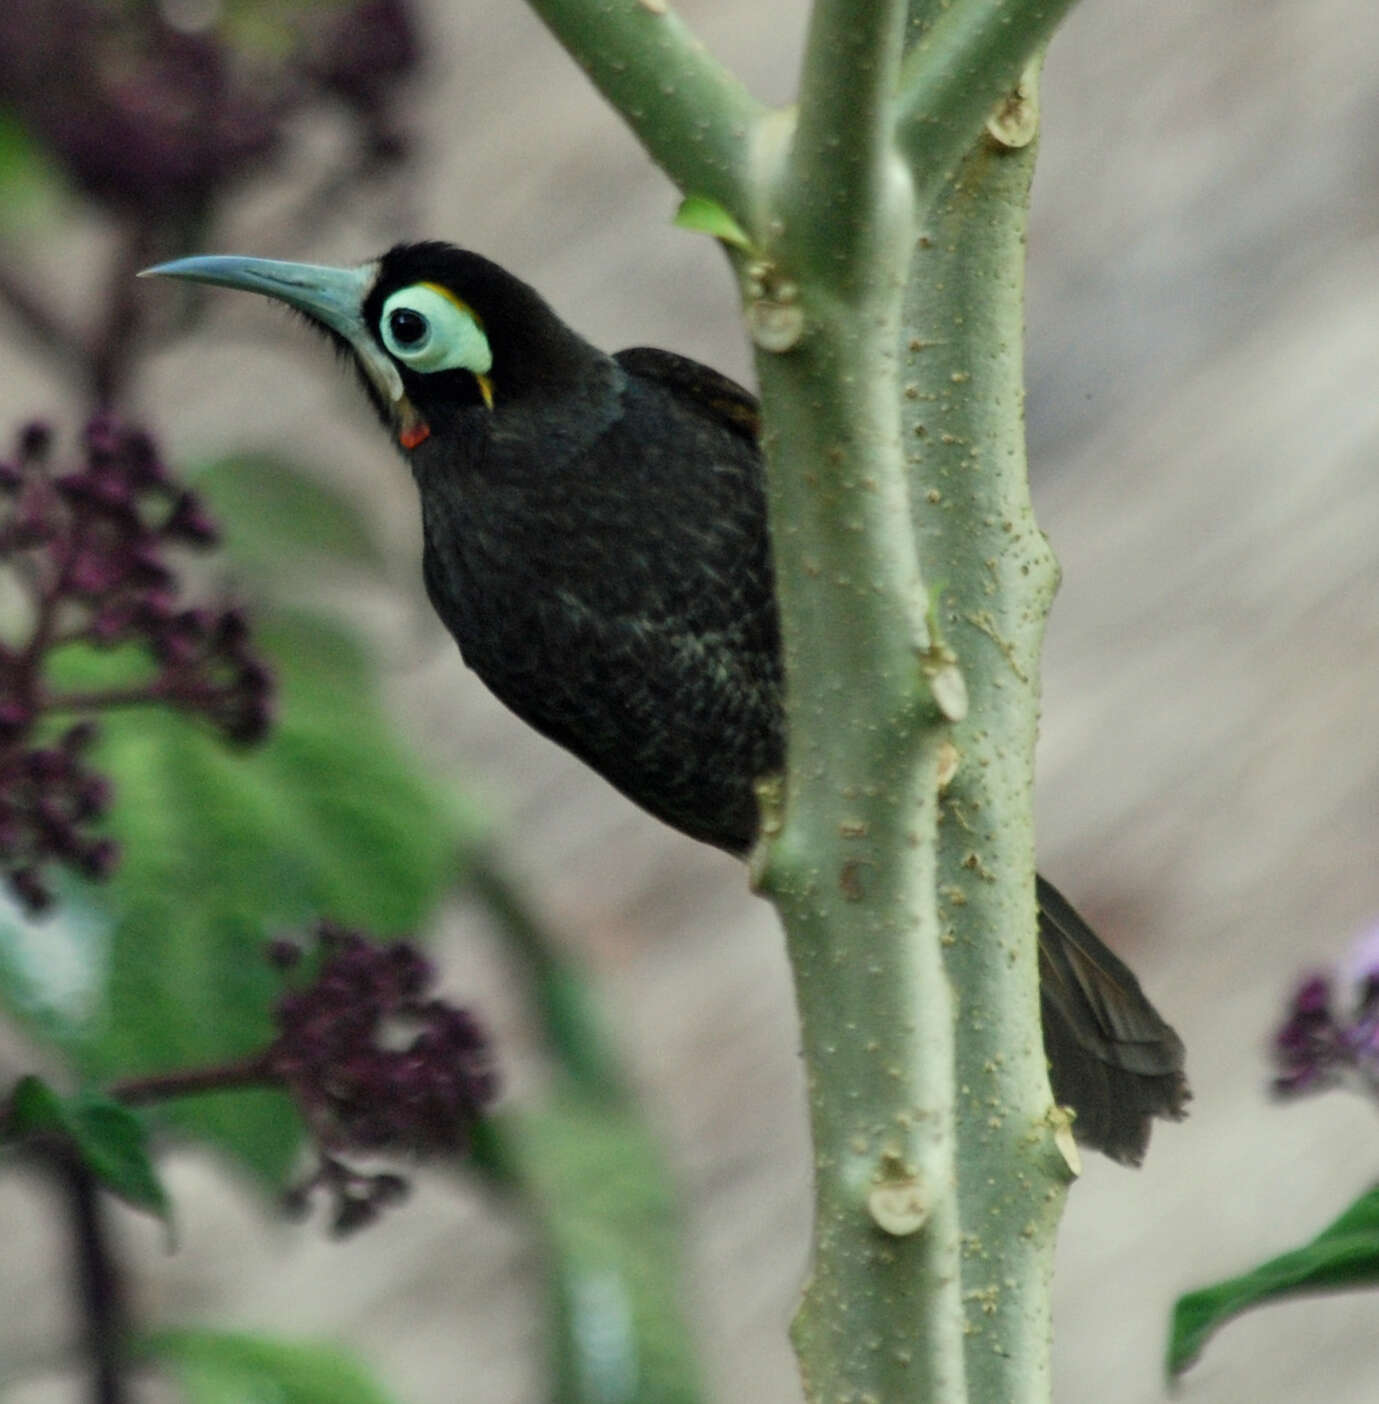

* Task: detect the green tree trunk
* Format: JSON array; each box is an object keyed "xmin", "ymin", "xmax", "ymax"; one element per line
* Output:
[{"xmin": 519, "ymin": 2, "xmax": 1083, "ymax": 1397}]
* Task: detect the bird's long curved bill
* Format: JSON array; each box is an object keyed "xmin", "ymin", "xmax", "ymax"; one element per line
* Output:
[{"xmin": 139, "ymin": 255, "xmax": 404, "ymax": 406}]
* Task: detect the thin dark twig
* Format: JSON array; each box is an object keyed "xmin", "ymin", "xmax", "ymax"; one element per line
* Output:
[
  {"xmin": 53, "ymin": 1146, "xmax": 128, "ymax": 1404},
  {"xmin": 90, "ymin": 220, "xmax": 160, "ymax": 409}
]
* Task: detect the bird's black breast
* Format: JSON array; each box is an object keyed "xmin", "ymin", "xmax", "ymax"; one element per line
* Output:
[{"xmin": 413, "ymin": 355, "xmax": 783, "ymax": 853}]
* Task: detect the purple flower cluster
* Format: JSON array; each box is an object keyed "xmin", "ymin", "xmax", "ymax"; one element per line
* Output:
[
  {"xmin": 0, "ymin": 0, "xmax": 421, "ymax": 218},
  {"xmin": 0, "ymin": 417, "xmax": 273, "ymax": 912},
  {"xmin": 0, "ymin": 722, "xmax": 116, "ymax": 913},
  {"xmin": 1273, "ymin": 968, "xmax": 1379, "ymax": 1098},
  {"xmin": 0, "ymin": 0, "xmax": 283, "ymax": 216},
  {"xmin": 300, "ymin": 0, "xmax": 422, "ymax": 163},
  {"xmin": 265, "ymin": 925, "xmax": 496, "ymax": 1232}
]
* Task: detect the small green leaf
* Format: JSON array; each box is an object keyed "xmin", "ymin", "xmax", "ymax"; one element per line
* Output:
[
  {"xmin": 135, "ymin": 1328, "xmax": 399, "ymax": 1404},
  {"xmin": 192, "ymin": 454, "xmax": 385, "ymax": 576},
  {"xmin": 672, "ymin": 195, "xmax": 753, "ymax": 252},
  {"xmin": 6, "ymin": 1073, "xmax": 70, "ymax": 1139},
  {"xmin": 66, "ymin": 1094, "xmax": 171, "ymax": 1218},
  {"xmin": 5, "ymin": 1076, "xmax": 169, "ymax": 1219},
  {"xmin": 1168, "ymin": 1183, "xmax": 1379, "ymax": 1378}
]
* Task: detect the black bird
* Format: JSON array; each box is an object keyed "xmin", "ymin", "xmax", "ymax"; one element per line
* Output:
[{"xmin": 143, "ymin": 242, "xmax": 1188, "ymax": 1163}]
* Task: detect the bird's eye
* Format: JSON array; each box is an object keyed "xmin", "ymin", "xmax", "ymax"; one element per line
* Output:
[
  {"xmin": 379, "ymin": 283, "xmax": 492, "ymax": 376},
  {"xmin": 388, "ymin": 308, "xmax": 429, "ymax": 346}
]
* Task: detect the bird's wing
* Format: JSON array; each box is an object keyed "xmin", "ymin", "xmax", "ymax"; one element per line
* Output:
[
  {"xmin": 1036, "ymin": 875, "xmax": 1189, "ymax": 1164},
  {"xmin": 614, "ymin": 346, "xmax": 761, "ymax": 442}
]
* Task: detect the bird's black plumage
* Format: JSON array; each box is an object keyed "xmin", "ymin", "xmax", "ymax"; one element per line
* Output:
[
  {"xmin": 394, "ymin": 250, "xmax": 783, "ymax": 851},
  {"xmin": 146, "ymin": 240, "xmax": 1188, "ymax": 1164}
]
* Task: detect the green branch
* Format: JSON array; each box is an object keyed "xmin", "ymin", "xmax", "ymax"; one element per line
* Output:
[
  {"xmin": 896, "ymin": 0, "xmax": 1078, "ymax": 208},
  {"xmin": 750, "ymin": 322, "xmax": 969, "ymax": 1397},
  {"xmin": 743, "ymin": 0, "xmax": 978, "ymax": 1391},
  {"xmin": 518, "ymin": 0, "xmax": 765, "ymax": 222},
  {"xmin": 781, "ymin": 0, "xmax": 911, "ymax": 283},
  {"xmin": 522, "ymin": 0, "xmax": 1085, "ymax": 1398},
  {"xmin": 903, "ymin": 109, "xmax": 1071, "ymax": 1399}
]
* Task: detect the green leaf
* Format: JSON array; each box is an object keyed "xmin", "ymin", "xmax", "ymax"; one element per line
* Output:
[
  {"xmin": 0, "ymin": 110, "xmax": 64, "ymax": 230},
  {"xmin": 135, "ymin": 1328, "xmax": 399, "ymax": 1404},
  {"xmin": 5, "ymin": 1076, "xmax": 169, "ymax": 1220},
  {"xmin": 191, "ymin": 454, "xmax": 385, "ymax": 576},
  {"xmin": 1168, "ymin": 1183, "xmax": 1379, "ymax": 1378},
  {"xmin": 672, "ymin": 195, "xmax": 753, "ymax": 252},
  {"xmin": 0, "ymin": 609, "xmax": 488, "ymax": 1184},
  {"xmin": 513, "ymin": 1089, "xmax": 706, "ymax": 1404}
]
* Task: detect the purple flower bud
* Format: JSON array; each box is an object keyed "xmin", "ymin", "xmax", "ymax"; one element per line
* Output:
[
  {"xmin": 11, "ymin": 497, "xmax": 57, "ymax": 547},
  {"xmin": 280, "ymin": 1182, "xmax": 314, "ymax": 1220},
  {"xmin": 83, "ymin": 417, "xmax": 121, "ymax": 458},
  {"xmin": 90, "ymin": 603, "xmax": 137, "ymax": 643},
  {"xmin": 122, "ymin": 431, "xmax": 166, "ymax": 487},
  {"xmin": 369, "ymin": 1172, "xmax": 409, "ymax": 1207},
  {"xmin": 1274, "ymin": 1067, "xmax": 1323, "ymax": 1096},
  {"xmin": 9, "ymin": 867, "xmax": 52, "ymax": 915},
  {"xmin": 266, "ymin": 938, "xmax": 303, "ymax": 971},
  {"xmin": 237, "ymin": 660, "xmax": 273, "ymax": 695},
  {"xmin": 35, "ymin": 792, "xmax": 77, "ymax": 840},
  {"xmin": 67, "ymin": 550, "xmax": 125, "ymax": 597},
  {"xmin": 331, "ymin": 1194, "xmax": 378, "ymax": 1237},
  {"xmin": 1273, "ymin": 936, "xmax": 1379, "ymax": 1106},
  {"xmin": 135, "ymin": 592, "xmax": 177, "ymax": 629},
  {"xmin": 162, "ymin": 491, "xmax": 220, "ymax": 546},
  {"xmin": 212, "ymin": 608, "xmax": 249, "ymax": 649},
  {"xmin": 386, "ymin": 941, "xmax": 432, "ymax": 998},
  {"xmin": 304, "ymin": 0, "xmax": 421, "ymax": 109},
  {"xmin": 60, "ymin": 722, "xmax": 99, "ymax": 754},
  {"xmin": 23, "ymin": 749, "xmax": 71, "ymax": 783},
  {"xmin": 153, "ymin": 634, "xmax": 196, "ymax": 670},
  {"xmin": 0, "ymin": 700, "xmax": 33, "ymax": 742},
  {"xmin": 219, "ymin": 693, "xmax": 273, "ymax": 746},
  {"xmin": 72, "ymin": 776, "xmax": 112, "ymax": 822},
  {"xmin": 127, "ymin": 542, "xmax": 175, "ymax": 591},
  {"xmin": 1291, "ymin": 976, "xmax": 1332, "ymax": 1018},
  {"xmin": 19, "ymin": 423, "xmax": 52, "ymax": 462},
  {"xmin": 178, "ymin": 607, "xmax": 214, "ymax": 640},
  {"xmin": 56, "ymin": 470, "xmax": 134, "ymax": 514},
  {"xmin": 75, "ymin": 838, "xmax": 119, "ymax": 881}
]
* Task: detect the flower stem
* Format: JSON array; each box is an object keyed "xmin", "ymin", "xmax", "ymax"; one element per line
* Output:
[{"xmin": 108, "ymin": 1053, "xmax": 278, "ymax": 1108}]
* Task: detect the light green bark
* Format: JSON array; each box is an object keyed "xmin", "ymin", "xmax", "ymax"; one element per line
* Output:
[
  {"xmin": 516, "ymin": 2, "xmax": 1081, "ymax": 1398},
  {"xmin": 905, "ymin": 106, "xmax": 1074, "ymax": 1400}
]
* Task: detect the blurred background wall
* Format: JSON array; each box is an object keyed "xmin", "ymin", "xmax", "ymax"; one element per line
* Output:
[{"xmin": 3, "ymin": 0, "xmax": 1379, "ymax": 1400}]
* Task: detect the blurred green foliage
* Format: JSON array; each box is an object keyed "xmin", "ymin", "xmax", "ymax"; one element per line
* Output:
[{"xmin": 134, "ymin": 1328, "xmax": 401, "ymax": 1404}]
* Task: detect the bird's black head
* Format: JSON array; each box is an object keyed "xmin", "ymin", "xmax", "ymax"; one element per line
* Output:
[{"xmin": 141, "ymin": 241, "xmax": 596, "ymax": 452}]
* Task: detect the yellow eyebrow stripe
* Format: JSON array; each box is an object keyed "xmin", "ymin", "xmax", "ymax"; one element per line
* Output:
[{"xmin": 418, "ymin": 281, "xmax": 484, "ymax": 329}]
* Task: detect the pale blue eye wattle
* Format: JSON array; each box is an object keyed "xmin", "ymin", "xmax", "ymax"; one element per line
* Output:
[{"xmin": 378, "ymin": 284, "xmax": 492, "ymax": 375}]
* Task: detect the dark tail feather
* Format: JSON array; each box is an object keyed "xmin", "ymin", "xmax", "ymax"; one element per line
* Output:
[{"xmin": 1036, "ymin": 875, "xmax": 1189, "ymax": 1165}]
